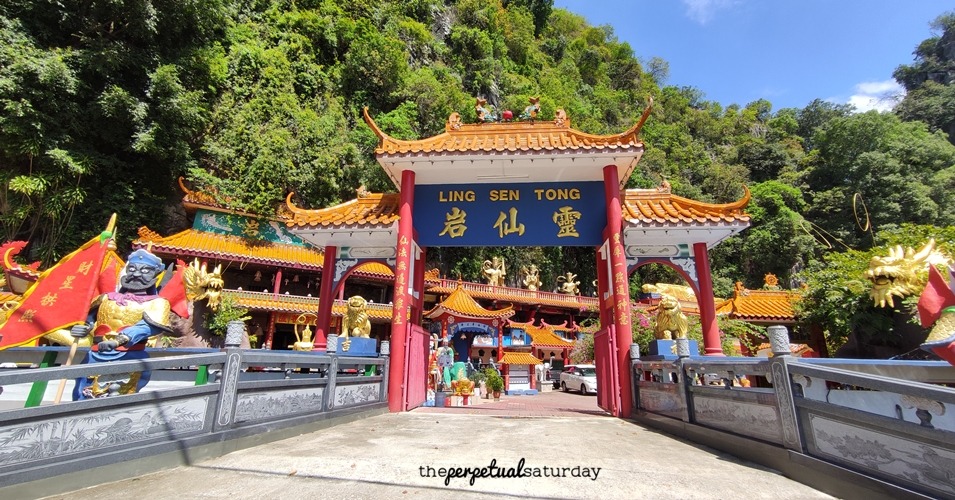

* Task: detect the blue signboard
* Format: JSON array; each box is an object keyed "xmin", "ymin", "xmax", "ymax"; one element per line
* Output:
[{"xmin": 414, "ymin": 182, "xmax": 606, "ymax": 247}]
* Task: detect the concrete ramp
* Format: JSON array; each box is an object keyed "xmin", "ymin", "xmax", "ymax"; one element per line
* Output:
[{"xmin": 43, "ymin": 413, "xmax": 831, "ymax": 500}]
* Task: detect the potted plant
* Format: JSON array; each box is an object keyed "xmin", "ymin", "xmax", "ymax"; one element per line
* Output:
[
  {"xmin": 485, "ymin": 368, "xmax": 504, "ymax": 400},
  {"xmin": 469, "ymin": 370, "xmax": 487, "ymax": 399},
  {"xmin": 204, "ymin": 295, "xmax": 251, "ymax": 345}
]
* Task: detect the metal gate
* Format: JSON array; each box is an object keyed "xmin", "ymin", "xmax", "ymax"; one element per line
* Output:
[
  {"xmin": 593, "ymin": 325, "xmax": 621, "ymax": 416},
  {"xmin": 403, "ymin": 324, "xmax": 429, "ymax": 410}
]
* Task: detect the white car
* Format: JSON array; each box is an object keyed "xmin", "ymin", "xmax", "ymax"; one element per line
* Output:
[{"xmin": 559, "ymin": 364, "xmax": 597, "ymax": 394}]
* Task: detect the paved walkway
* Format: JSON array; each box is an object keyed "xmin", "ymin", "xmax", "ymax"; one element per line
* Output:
[
  {"xmin": 41, "ymin": 394, "xmax": 833, "ymax": 500},
  {"xmin": 415, "ymin": 389, "xmax": 607, "ymax": 417}
]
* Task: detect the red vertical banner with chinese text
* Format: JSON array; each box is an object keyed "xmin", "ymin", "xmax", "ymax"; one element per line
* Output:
[{"xmin": 0, "ymin": 234, "xmax": 112, "ymax": 349}]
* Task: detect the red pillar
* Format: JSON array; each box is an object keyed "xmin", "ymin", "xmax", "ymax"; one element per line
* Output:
[
  {"xmin": 315, "ymin": 246, "xmax": 336, "ymax": 350},
  {"xmin": 694, "ymin": 242, "xmax": 723, "ymax": 356},
  {"xmin": 411, "ymin": 244, "xmax": 426, "ymax": 323},
  {"xmin": 389, "ymin": 170, "xmax": 415, "ymax": 411},
  {"xmin": 596, "ymin": 235, "xmax": 611, "ymax": 329},
  {"xmin": 603, "ymin": 164, "xmax": 633, "ymax": 418},
  {"xmin": 265, "ymin": 312, "xmax": 276, "ymax": 349},
  {"xmin": 273, "ymin": 269, "xmax": 282, "ymax": 297}
]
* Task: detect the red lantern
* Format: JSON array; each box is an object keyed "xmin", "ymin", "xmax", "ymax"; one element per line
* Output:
[{"xmin": 502, "ymin": 110, "xmax": 513, "ymax": 120}]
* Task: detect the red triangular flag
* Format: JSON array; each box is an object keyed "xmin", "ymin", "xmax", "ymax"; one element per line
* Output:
[
  {"xmin": 96, "ymin": 251, "xmax": 123, "ymax": 295},
  {"xmin": 0, "ymin": 235, "xmax": 111, "ymax": 349},
  {"xmin": 918, "ymin": 266, "xmax": 955, "ymax": 328},
  {"xmin": 159, "ymin": 260, "xmax": 189, "ymax": 319}
]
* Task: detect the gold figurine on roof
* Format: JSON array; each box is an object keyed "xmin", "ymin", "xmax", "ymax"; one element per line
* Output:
[
  {"xmin": 521, "ymin": 264, "xmax": 542, "ymax": 291},
  {"xmin": 482, "ymin": 257, "xmax": 506, "ymax": 287}
]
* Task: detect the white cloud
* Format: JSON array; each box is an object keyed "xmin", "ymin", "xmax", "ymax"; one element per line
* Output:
[
  {"xmin": 682, "ymin": 0, "xmax": 738, "ymax": 25},
  {"xmin": 845, "ymin": 79, "xmax": 904, "ymax": 112}
]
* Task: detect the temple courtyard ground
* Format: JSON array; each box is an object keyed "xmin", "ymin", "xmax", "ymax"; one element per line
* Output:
[{"xmin": 37, "ymin": 392, "xmax": 832, "ymax": 500}]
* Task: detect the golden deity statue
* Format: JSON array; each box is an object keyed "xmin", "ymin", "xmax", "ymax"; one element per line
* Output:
[
  {"xmin": 557, "ymin": 272, "xmax": 580, "ymax": 295},
  {"xmin": 521, "ymin": 264, "xmax": 542, "ymax": 291},
  {"xmin": 482, "ymin": 257, "xmax": 506, "ymax": 287},
  {"xmin": 291, "ymin": 313, "xmax": 316, "ymax": 351}
]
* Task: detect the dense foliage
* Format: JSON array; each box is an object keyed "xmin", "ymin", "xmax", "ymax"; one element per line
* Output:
[{"xmin": 3, "ymin": 3, "xmax": 955, "ymax": 351}]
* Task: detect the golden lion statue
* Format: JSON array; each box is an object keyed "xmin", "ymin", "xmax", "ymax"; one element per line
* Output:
[
  {"xmin": 341, "ymin": 295, "xmax": 371, "ymax": 352},
  {"xmin": 654, "ymin": 294, "xmax": 688, "ymax": 340},
  {"xmin": 865, "ymin": 239, "xmax": 951, "ymax": 308}
]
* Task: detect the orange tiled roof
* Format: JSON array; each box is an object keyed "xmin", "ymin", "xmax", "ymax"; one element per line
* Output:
[
  {"xmin": 135, "ymin": 226, "xmax": 326, "ymax": 271},
  {"xmin": 363, "ymin": 106, "xmax": 651, "ymax": 156},
  {"xmin": 424, "ymin": 283, "xmax": 515, "ymax": 320},
  {"xmin": 622, "ymin": 187, "xmax": 751, "ymax": 226},
  {"xmin": 426, "ymin": 279, "xmax": 599, "ymax": 313},
  {"xmin": 715, "ymin": 282, "xmax": 798, "ymax": 322},
  {"xmin": 526, "ymin": 326, "xmax": 575, "ymax": 348},
  {"xmin": 353, "ymin": 261, "xmax": 396, "ymax": 280},
  {"xmin": 135, "ymin": 227, "xmax": 396, "ymax": 281},
  {"xmin": 757, "ymin": 343, "xmax": 814, "ymax": 357},
  {"xmin": 223, "ymin": 290, "xmax": 394, "ymax": 321},
  {"xmin": 286, "ymin": 192, "xmax": 400, "ymax": 230},
  {"xmin": 508, "ymin": 319, "xmax": 576, "ymax": 348},
  {"xmin": 501, "ymin": 352, "xmax": 542, "ymax": 365},
  {"xmin": 179, "ymin": 177, "xmax": 295, "ymax": 219}
]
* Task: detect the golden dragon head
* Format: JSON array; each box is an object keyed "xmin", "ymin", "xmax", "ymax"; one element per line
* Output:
[
  {"xmin": 865, "ymin": 239, "xmax": 951, "ymax": 308},
  {"xmin": 183, "ymin": 259, "xmax": 224, "ymax": 310}
]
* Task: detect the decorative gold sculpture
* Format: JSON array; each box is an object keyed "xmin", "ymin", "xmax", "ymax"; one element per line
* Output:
[
  {"xmin": 482, "ymin": 257, "xmax": 506, "ymax": 287},
  {"xmin": 521, "ymin": 264, "xmax": 542, "ymax": 291},
  {"xmin": 557, "ymin": 272, "xmax": 580, "ymax": 295},
  {"xmin": 0, "ymin": 300, "xmax": 18, "ymax": 326},
  {"xmin": 653, "ymin": 294, "xmax": 688, "ymax": 340},
  {"xmin": 865, "ymin": 239, "xmax": 951, "ymax": 308},
  {"xmin": 290, "ymin": 313, "xmax": 316, "ymax": 351},
  {"xmin": 641, "ymin": 283, "xmax": 696, "ymax": 302},
  {"xmin": 341, "ymin": 295, "xmax": 371, "ymax": 352},
  {"xmin": 183, "ymin": 259, "xmax": 224, "ymax": 310},
  {"xmin": 449, "ymin": 363, "xmax": 474, "ymax": 396}
]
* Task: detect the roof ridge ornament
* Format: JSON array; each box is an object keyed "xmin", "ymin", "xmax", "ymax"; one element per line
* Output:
[{"xmin": 554, "ymin": 109, "xmax": 569, "ymax": 128}]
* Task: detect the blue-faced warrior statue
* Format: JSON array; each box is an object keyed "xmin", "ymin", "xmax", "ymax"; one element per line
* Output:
[{"xmin": 71, "ymin": 249, "xmax": 174, "ymax": 399}]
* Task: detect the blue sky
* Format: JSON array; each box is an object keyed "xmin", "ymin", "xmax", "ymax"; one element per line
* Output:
[{"xmin": 553, "ymin": 0, "xmax": 953, "ymax": 112}]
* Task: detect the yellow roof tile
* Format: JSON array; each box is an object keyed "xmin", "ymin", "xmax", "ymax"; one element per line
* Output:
[
  {"xmin": 715, "ymin": 282, "xmax": 799, "ymax": 322},
  {"xmin": 0, "ymin": 292, "xmax": 21, "ymax": 304},
  {"xmin": 286, "ymin": 192, "xmax": 400, "ymax": 230},
  {"xmin": 527, "ymin": 326, "xmax": 575, "ymax": 348},
  {"xmin": 424, "ymin": 283, "xmax": 515, "ymax": 320},
  {"xmin": 363, "ymin": 106, "xmax": 651, "ymax": 156},
  {"xmin": 501, "ymin": 352, "xmax": 542, "ymax": 365},
  {"xmin": 427, "ymin": 279, "xmax": 599, "ymax": 312},
  {"xmin": 508, "ymin": 320, "xmax": 576, "ymax": 347},
  {"xmin": 135, "ymin": 227, "xmax": 396, "ymax": 282},
  {"xmin": 135, "ymin": 226, "xmax": 326, "ymax": 271},
  {"xmin": 223, "ymin": 290, "xmax": 394, "ymax": 322},
  {"xmin": 623, "ymin": 186, "xmax": 751, "ymax": 227}
]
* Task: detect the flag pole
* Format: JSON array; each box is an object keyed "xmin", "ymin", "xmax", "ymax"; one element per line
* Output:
[{"xmin": 53, "ymin": 214, "xmax": 116, "ymax": 404}]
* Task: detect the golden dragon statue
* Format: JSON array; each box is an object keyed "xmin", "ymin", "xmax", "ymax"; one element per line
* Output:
[{"xmin": 865, "ymin": 239, "xmax": 951, "ymax": 308}]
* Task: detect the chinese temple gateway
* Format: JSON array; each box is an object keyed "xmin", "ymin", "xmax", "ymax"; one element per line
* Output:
[{"xmin": 279, "ymin": 104, "xmax": 751, "ymax": 415}]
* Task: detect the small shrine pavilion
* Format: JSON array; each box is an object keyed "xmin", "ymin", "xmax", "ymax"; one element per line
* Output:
[{"xmin": 423, "ymin": 283, "xmax": 515, "ymax": 365}]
